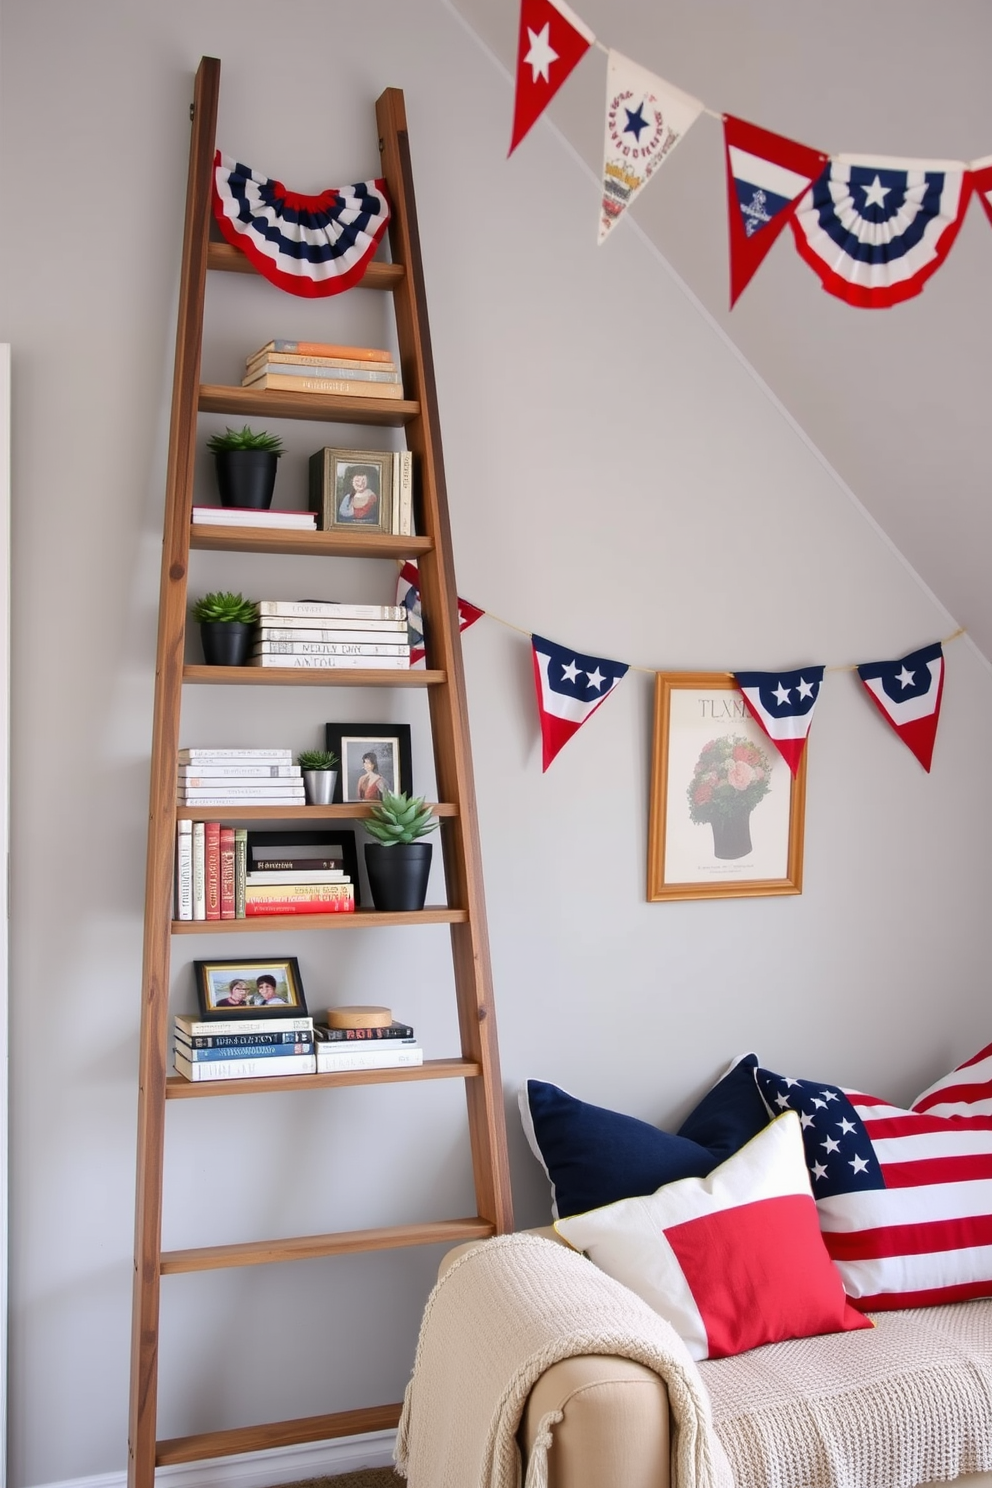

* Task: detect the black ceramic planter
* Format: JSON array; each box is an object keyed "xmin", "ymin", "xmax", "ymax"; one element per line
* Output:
[
  {"xmin": 200, "ymin": 621, "xmax": 253, "ymax": 667},
  {"xmin": 364, "ymin": 842, "xmax": 433, "ymax": 912},
  {"xmin": 214, "ymin": 449, "xmax": 279, "ymax": 510}
]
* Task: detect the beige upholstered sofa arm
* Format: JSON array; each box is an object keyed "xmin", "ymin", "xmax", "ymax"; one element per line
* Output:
[{"xmin": 438, "ymin": 1229, "xmax": 673, "ymax": 1488}]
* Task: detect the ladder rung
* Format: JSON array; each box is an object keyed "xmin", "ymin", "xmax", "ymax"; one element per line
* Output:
[
  {"xmin": 199, "ymin": 382, "xmax": 419, "ymax": 427},
  {"xmin": 161, "ymin": 1216, "xmax": 495, "ymax": 1273},
  {"xmin": 207, "ymin": 240, "xmax": 405, "ymax": 290},
  {"xmin": 165, "ymin": 1056, "xmax": 481, "ymax": 1098},
  {"xmin": 182, "ymin": 662, "xmax": 446, "ymax": 687},
  {"xmin": 156, "ymin": 1402, "xmax": 403, "ymax": 1464}
]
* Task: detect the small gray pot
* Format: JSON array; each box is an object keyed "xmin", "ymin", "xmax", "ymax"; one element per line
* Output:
[{"xmin": 303, "ymin": 770, "xmax": 337, "ymax": 806}]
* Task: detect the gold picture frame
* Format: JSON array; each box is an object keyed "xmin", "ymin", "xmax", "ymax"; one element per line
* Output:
[
  {"xmin": 308, "ymin": 447, "xmax": 393, "ymax": 534},
  {"xmin": 647, "ymin": 672, "xmax": 806, "ymax": 902}
]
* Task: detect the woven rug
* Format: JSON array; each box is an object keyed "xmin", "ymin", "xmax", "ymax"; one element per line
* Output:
[{"xmin": 274, "ymin": 1472, "xmax": 398, "ymax": 1488}]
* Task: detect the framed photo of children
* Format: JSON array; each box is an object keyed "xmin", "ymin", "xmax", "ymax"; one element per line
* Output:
[
  {"xmin": 308, "ymin": 447, "xmax": 393, "ymax": 534},
  {"xmin": 647, "ymin": 673, "xmax": 806, "ymax": 903},
  {"xmin": 194, "ymin": 957, "xmax": 308, "ymax": 1020},
  {"xmin": 324, "ymin": 722, "xmax": 412, "ymax": 804}
]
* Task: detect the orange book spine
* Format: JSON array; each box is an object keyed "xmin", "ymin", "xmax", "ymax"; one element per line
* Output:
[
  {"xmin": 204, "ymin": 822, "xmax": 221, "ymax": 921},
  {"xmin": 288, "ymin": 341, "xmax": 392, "ymax": 362},
  {"xmin": 219, "ymin": 827, "xmax": 236, "ymax": 920}
]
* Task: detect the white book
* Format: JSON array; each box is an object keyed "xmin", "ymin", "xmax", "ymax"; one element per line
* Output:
[
  {"xmin": 252, "ymin": 640, "xmax": 409, "ymax": 657},
  {"xmin": 250, "ymin": 654, "xmax": 410, "ymax": 670},
  {"xmin": 315, "ymin": 1044, "xmax": 424, "ymax": 1073},
  {"xmin": 178, "ymin": 747, "xmax": 293, "ymax": 760},
  {"xmin": 178, "ymin": 794, "xmax": 307, "ymax": 807},
  {"xmin": 256, "ymin": 627, "xmax": 408, "ymax": 645},
  {"xmin": 192, "ymin": 822, "xmax": 206, "ymax": 921},
  {"xmin": 178, "ymin": 784, "xmax": 306, "ymax": 798},
  {"xmin": 176, "ymin": 1013, "xmax": 314, "ymax": 1037},
  {"xmin": 252, "ymin": 615, "xmax": 408, "ymax": 632},
  {"xmin": 396, "ymin": 450, "xmax": 413, "ymax": 537},
  {"xmin": 257, "ymin": 601, "xmax": 407, "ymax": 621},
  {"xmin": 243, "ymin": 360, "xmax": 400, "ymax": 384},
  {"xmin": 246, "ymin": 869, "xmax": 349, "ymax": 884},
  {"xmin": 178, "ymin": 764, "xmax": 301, "ymax": 779},
  {"xmin": 176, "ymin": 821, "xmax": 193, "ymax": 921},
  {"xmin": 174, "ymin": 1051, "xmax": 318, "ymax": 1081},
  {"xmin": 192, "ymin": 507, "xmax": 317, "ymax": 529}
]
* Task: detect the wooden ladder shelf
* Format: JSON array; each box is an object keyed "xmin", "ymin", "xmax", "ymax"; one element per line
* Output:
[{"xmin": 127, "ymin": 56, "xmax": 513, "ymax": 1488}]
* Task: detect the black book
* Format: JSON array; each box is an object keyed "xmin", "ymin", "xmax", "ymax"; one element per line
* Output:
[{"xmin": 315, "ymin": 1020, "xmax": 415, "ymax": 1042}]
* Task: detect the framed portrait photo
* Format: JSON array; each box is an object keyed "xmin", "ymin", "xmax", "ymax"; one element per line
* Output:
[
  {"xmin": 324, "ymin": 722, "xmax": 412, "ymax": 805},
  {"xmin": 647, "ymin": 672, "xmax": 806, "ymax": 903},
  {"xmin": 309, "ymin": 447, "xmax": 393, "ymax": 535},
  {"xmin": 194, "ymin": 957, "xmax": 308, "ymax": 1020}
]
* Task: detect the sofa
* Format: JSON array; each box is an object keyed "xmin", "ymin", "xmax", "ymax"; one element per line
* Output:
[{"xmin": 396, "ymin": 1044, "xmax": 992, "ymax": 1488}]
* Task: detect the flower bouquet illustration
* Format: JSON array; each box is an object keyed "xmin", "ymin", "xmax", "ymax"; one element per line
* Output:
[{"xmin": 687, "ymin": 734, "xmax": 772, "ymax": 860}]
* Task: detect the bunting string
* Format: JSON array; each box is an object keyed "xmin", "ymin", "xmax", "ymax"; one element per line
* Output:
[{"xmin": 510, "ymin": 0, "xmax": 991, "ymax": 307}]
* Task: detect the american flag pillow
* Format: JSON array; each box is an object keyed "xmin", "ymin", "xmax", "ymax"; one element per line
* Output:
[{"xmin": 755, "ymin": 1041, "xmax": 992, "ymax": 1311}]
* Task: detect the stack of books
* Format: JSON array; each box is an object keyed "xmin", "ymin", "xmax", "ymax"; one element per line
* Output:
[
  {"xmin": 245, "ymin": 834, "xmax": 355, "ymax": 917},
  {"xmin": 242, "ymin": 339, "xmax": 403, "ymax": 401},
  {"xmin": 314, "ymin": 1006, "xmax": 423, "ymax": 1072},
  {"xmin": 251, "ymin": 599, "xmax": 411, "ymax": 671},
  {"xmin": 192, "ymin": 506, "xmax": 317, "ymax": 531},
  {"xmin": 177, "ymin": 748, "xmax": 305, "ymax": 807},
  {"xmin": 173, "ymin": 1012, "xmax": 317, "ymax": 1082}
]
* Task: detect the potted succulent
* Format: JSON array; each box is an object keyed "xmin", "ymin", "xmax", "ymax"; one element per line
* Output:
[
  {"xmin": 207, "ymin": 425, "xmax": 284, "ymax": 510},
  {"xmin": 363, "ymin": 791, "xmax": 438, "ymax": 912},
  {"xmin": 191, "ymin": 591, "xmax": 258, "ymax": 667},
  {"xmin": 297, "ymin": 748, "xmax": 339, "ymax": 806}
]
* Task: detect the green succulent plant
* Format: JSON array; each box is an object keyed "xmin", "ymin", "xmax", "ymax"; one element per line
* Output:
[
  {"xmin": 364, "ymin": 790, "xmax": 438, "ymax": 846},
  {"xmin": 297, "ymin": 749, "xmax": 339, "ymax": 770},
  {"xmin": 206, "ymin": 425, "xmax": 283, "ymax": 454},
  {"xmin": 191, "ymin": 591, "xmax": 259, "ymax": 625}
]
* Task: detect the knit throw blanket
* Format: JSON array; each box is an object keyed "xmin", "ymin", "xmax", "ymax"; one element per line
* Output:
[
  {"xmin": 394, "ymin": 1232, "xmax": 733, "ymax": 1488},
  {"xmin": 700, "ymin": 1299, "xmax": 992, "ymax": 1488}
]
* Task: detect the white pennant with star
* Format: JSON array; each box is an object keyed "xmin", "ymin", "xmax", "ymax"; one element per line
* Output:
[{"xmin": 600, "ymin": 51, "xmax": 703, "ymax": 244}]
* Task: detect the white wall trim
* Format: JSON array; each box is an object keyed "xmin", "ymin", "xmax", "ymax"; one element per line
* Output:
[{"xmin": 26, "ymin": 1430, "xmax": 397, "ymax": 1488}]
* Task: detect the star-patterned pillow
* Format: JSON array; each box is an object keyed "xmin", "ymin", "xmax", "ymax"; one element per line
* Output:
[{"xmin": 755, "ymin": 1041, "xmax": 992, "ymax": 1311}]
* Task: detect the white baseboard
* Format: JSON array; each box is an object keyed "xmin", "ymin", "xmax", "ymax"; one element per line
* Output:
[{"xmin": 29, "ymin": 1429, "xmax": 398, "ymax": 1488}]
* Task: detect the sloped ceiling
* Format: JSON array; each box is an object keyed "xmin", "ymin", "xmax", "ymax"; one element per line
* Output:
[{"xmin": 449, "ymin": 0, "xmax": 992, "ymax": 660}]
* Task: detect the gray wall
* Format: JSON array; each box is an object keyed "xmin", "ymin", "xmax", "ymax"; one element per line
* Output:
[{"xmin": 2, "ymin": 1, "xmax": 990, "ymax": 1482}]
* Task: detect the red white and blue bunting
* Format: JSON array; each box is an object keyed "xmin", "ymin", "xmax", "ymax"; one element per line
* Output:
[
  {"xmin": 212, "ymin": 153, "xmax": 391, "ymax": 298},
  {"xmin": 508, "ymin": 0, "xmax": 992, "ymax": 308}
]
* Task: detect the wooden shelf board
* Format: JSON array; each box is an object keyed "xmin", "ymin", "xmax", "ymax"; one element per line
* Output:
[
  {"xmin": 189, "ymin": 524, "xmax": 432, "ymax": 558},
  {"xmin": 166, "ymin": 1056, "xmax": 481, "ymax": 1099},
  {"xmin": 161, "ymin": 1215, "xmax": 495, "ymax": 1273},
  {"xmin": 176, "ymin": 801, "xmax": 457, "ymax": 822},
  {"xmin": 171, "ymin": 906, "xmax": 465, "ymax": 933},
  {"xmin": 199, "ymin": 383, "xmax": 418, "ymax": 427},
  {"xmin": 156, "ymin": 1402, "xmax": 403, "ymax": 1465},
  {"xmin": 207, "ymin": 240, "xmax": 405, "ymax": 291},
  {"xmin": 182, "ymin": 663, "xmax": 444, "ymax": 687}
]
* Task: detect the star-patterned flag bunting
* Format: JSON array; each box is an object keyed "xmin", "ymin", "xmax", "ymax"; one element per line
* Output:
[
  {"xmin": 968, "ymin": 154, "xmax": 992, "ymax": 229},
  {"xmin": 734, "ymin": 666, "xmax": 825, "ymax": 777},
  {"xmin": 790, "ymin": 155, "xmax": 971, "ymax": 308},
  {"xmin": 531, "ymin": 634, "xmax": 628, "ymax": 770},
  {"xmin": 396, "ymin": 561, "xmax": 484, "ymax": 669},
  {"xmin": 599, "ymin": 53, "xmax": 702, "ymax": 244},
  {"xmin": 509, "ymin": 0, "xmax": 595, "ymax": 157},
  {"xmin": 722, "ymin": 116, "xmax": 828, "ymax": 306},
  {"xmin": 856, "ymin": 641, "xmax": 944, "ymax": 772}
]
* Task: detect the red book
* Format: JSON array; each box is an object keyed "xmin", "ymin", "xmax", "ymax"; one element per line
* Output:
[
  {"xmin": 204, "ymin": 822, "xmax": 221, "ymax": 921},
  {"xmin": 244, "ymin": 899, "xmax": 356, "ymax": 916},
  {"xmin": 219, "ymin": 827, "xmax": 236, "ymax": 920}
]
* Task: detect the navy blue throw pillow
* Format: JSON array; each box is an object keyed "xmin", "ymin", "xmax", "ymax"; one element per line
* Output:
[{"xmin": 519, "ymin": 1055, "xmax": 768, "ymax": 1219}]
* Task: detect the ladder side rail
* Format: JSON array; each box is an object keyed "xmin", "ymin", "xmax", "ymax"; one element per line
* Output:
[
  {"xmin": 375, "ymin": 89, "xmax": 513, "ymax": 1232},
  {"xmin": 128, "ymin": 54, "xmax": 221, "ymax": 1488}
]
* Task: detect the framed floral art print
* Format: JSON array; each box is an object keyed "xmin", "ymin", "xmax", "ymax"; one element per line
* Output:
[{"xmin": 647, "ymin": 672, "xmax": 806, "ymax": 902}]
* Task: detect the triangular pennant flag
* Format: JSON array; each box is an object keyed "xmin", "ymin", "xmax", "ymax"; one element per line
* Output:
[
  {"xmin": 791, "ymin": 155, "xmax": 971, "ymax": 308},
  {"xmin": 969, "ymin": 154, "xmax": 992, "ymax": 229},
  {"xmin": 509, "ymin": 0, "xmax": 594, "ymax": 156},
  {"xmin": 531, "ymin": 634, "xmax": 628, "ymax": 770},
  {"xmin": 734, "ymin": 666, "xmax": 825, "ymax": 777},
  {"xmin": 856, "ymin": 641, "xmax": 944, "ymax": 772},
  {"xmin": 723, "ymin": 116, "xmax": 827, "ymax": 306},
  {"xmin": 396, "ymin": 561, "xmax": 484, "ymax": 669},
  {"xmin": 600, "ymin": 53, "xmax": 702, "ymax": 243}
]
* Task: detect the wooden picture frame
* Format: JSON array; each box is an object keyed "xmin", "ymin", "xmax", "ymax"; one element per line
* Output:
[
  {"xmin": 308, "ymin": 447, "xmax": 393, "ymax": 534},
  {"xmin": 324, "ymin": 722, "xmax": 412, "ymax": 804},
  {"xmin": 245, "ymin": 828, "xmax": 362, "ymax": 907},
  {"xmin": 647, "ymin": 672, "xmax": 806, "ymax": 902},
  {"xmin": 194, "ymin": 957, "xmax": 308, "ymax": 1019}
]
